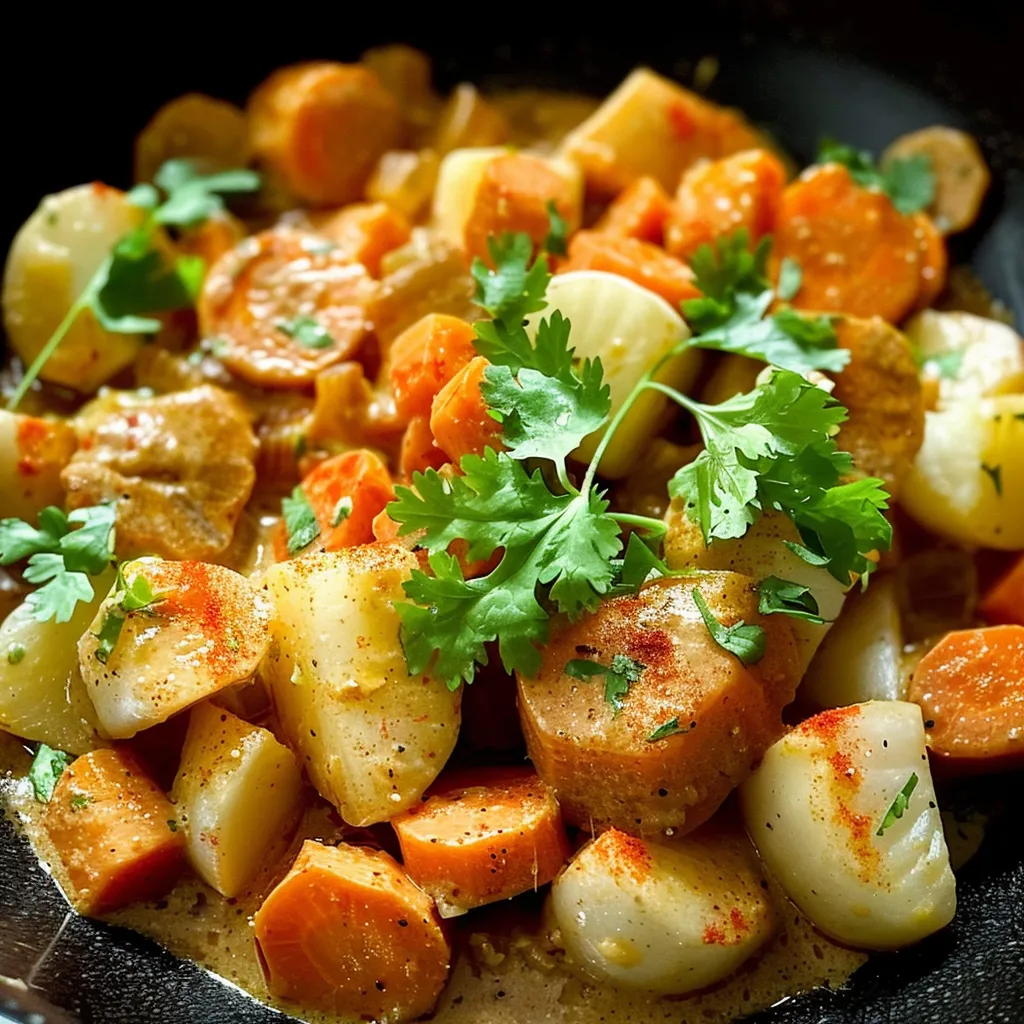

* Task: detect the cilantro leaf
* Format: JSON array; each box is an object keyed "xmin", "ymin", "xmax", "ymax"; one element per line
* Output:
[
  {"xmin": 23, "ymin": 555, "xmax": 95, "ymax": 623},
  {"xmin": 28, "ymin": 744, "xmax": 71, "ymax": 802},
  {"xmin": 618, "ymin": 533, "xmax": 670, "ymax": 591},
  {"xmin": 758, "ymin": 575, "xmax": 825, "ymax": 624},
  {"xmin": 281, "ymin": 487, "xmax": 320, "ymax": 555},
  {"xmin": 564, "ymin": 653, "xmax": 645, "ymax": 713},
  {"xmin": 93, "ymin": 566, "xmax": 165, "ymax": 665},
  {"xmin": 777, "ymin": 256, "xmax": 803, "ymax": 301},
  {"xmin": 331, "ymin": 496, "xmax": 353, "ymax": 527},
  {"xmin": 783, "ymin": 540, "xmax": 831, "ymax": 566},
  {"xmin": 0, "ymin": 506, "xmax": 69, "ymax": 564},
  {"xmin": 876, "ymin": 772, "xmax": 919, "ymax": 836},
  {"xmin": 647, "ymin": 718, "xmax": 691, "ymax": 742},
  {"xmin": 93, "ymin": 607, "xmax": 126, "ymax": 666},
  {"xmin": 682, "ymin": 232, "xmax": 849, "ymax": 374},
  {"xmin": 692, "ymin": 587, "xmax": 766, "ymax": 665},
  {"xmin": 981, "ymin": 462, "xmax": 1003, "ymax": 496},
  {"xmin": 471, "ymin": 233, "xmax": 551, "ymax": 332},
  {"xmin": 61, "ymin": 504, "xmax": 116, "ymax": 575},
  {"xmin": 151, "ymin": 160, "xmax": 262, "ymax": 229},
  {"xmin": 817, "ymin": 139, "xmax": 935, "ymax": 215},
  {"xmin": 277, "ymin": 315, "xmax": 334, "ymax": 349},
  {"xmin": 542, "ymin": 200, "xmax": 568, "ymax": 257}
]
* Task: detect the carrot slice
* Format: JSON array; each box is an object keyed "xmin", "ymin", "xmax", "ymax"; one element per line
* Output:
[
  {"xmin": 907, "ymin": 625, "xmax": 1024, "ymax": 766},
  {"xmin": 247, "ymin": 62, "xmax": 403, "ymax": 205},
  {"xmin": 595, "ymin": 176, "xmax": 674, "ymax": 244},
  {"xmin": 429, "ymin": 356, "xmax": 504, "ymax": 464},
  {"xmin": 558, "ymin": 231, "xmax": 700, "ymax": 307},
  {"xmin": 665, "ymin": 149, "xmax": 786, "ymax": 260},
  {"xmin": 912, "ymin": 213, "xmax": 948, "ymax": 311},
  {"xmin": 400, "ymin": 415, "xmax": 447, "ymax": 479},
  {"xmin": 198, "ymin": 228, "xmax": 378, "ymax": 389},
  {"xmin": 463, "ymin": 152, "xmax": 580, "ymax": 264},
  {"xmin": 981, "ymin": 557, "xmax": 1024, "ymax": 626},
  {"xmin": 769, "ymin": 164, "xmax": 924, "ymax": 323},
  {"xmin": 254, "ymin": 840, "xmax": 450, "ymax": 1020},
  {"xmin": 389, "ymin": 313, "xmax": 478, "ymax": 422},
  {"xmin": 310, "ymin": 202, "xmax": 412, "ymax": 277},
  {"xmin": 392, "ymin": 766, "xmax": 570, "ymax": 915},
  {"xmin": 43, "ymin": 748, "xmax": 185, "ymax": 914}
]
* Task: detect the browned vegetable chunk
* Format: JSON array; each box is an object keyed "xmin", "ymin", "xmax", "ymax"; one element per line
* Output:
[
  {"xmin": 831, "ymin": 315, "xmax": 925, "ymax": 498},
  {"xmin": 883, "ymin": 126, "xmax": 991, "ymax": 235},
  {"xmin": 61, "ymin": 385, "xmax": 256, "ymax": 561},
  {"xmin": 517, "ymin": 573, "xmax": 801, "ymax": 836}
]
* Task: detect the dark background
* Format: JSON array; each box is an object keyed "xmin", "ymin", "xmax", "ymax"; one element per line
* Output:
[{"xmin": 2, "ymin": 3, "xmax": 1024, "ymax": 1021}]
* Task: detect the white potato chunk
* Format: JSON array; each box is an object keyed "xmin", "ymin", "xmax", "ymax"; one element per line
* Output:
[
  {"xmin": 263, "ymin": 544, "xmax": 461, "ymax": 826},
  {"xmin": 0, "ymin": 412, "xmax": 78, "ymax": 521},
  {"xmin": 525, "ymin": 270, "xmax": 698, "ymax": 479},
  {"xmin": 550, "ymin": 826, "xmax": 775, "ymax": 993},
  {"xmin": 2, "ymin": 184, "xmax": 147, "ymax": 393},
  {"xmin": 172, "ymin": 702, "xmax": 303, "ymax": 897},
  {"xmin": 432, "ymin": 146, "xmax": 582, "ymax": 252},
  {"xmin": 664, "ymin": 504, "xmax": 847, "ymax": 671},
  {"xmin": 905, "ymin": 310, "xmax": 1024, "ymax": 403},
  {"xmin": 740, "ymin": 700, "xmax": 955, "ymax": 949},
  {"xmin": 802, "ymin": 575, "xmax": 903, "ymax": 708},
  {"xmin": 901, "ymin": 393, "xmax": 1024, "ymax": 549},
  {"xmin": 0, "ymin": 570, "xmax": 113, "ymax": 753},
  {"xmin": 79, "ymin": 558, "xmax": 271, "ymax": 738}
]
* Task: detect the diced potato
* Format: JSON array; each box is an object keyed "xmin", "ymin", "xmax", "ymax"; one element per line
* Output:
[
  {"xmin": 740, "ymin": 701, "xmax": 956, "ymax": 949},
  {"xmin": 366, "ymin": 149, "xmax": 440, "ymax": 221},
  {"xmin": 262, "ymin": 544, "xmax": 461, "ymax": 826},
  {"xmin": 431, "ymin": 84, "xmax": 510, "ymax": 155},
  {"xmin": 901, "ymin": 393, "xmax": 1024, "ymax": 549},
  {"xmin": 79, "ymin": 558, "xmax": 271, "ymax": 738},
  {"xmin": 518, "ymin": 573, "xmax": 801, "ymax": 835},
  {"xmin": 558, "ymin": 68, "xmax": 760, "ymax": 195},
  {"xmin": 0, "ymin": 570, "xmax": 113, "ymax": 753},
  {"xmin": 905, "ymin": 309, "xmax": 1024, "ymax": 404},
  {"xmin": 0, "ymin": 411, "xmax": 77, "ymax": 521},
  {"xmin": 134, "ymin": 93, "xmax": 251, "ymax": 184},
  {"xmin": 172, "ymin": 702, "xmax": 304, "ymax": 897},
  {"xmin": 802, "ymin": 575, "xmax": 903, "ymax": 708},
  {"xmin": 549, "ymin": 826, "xmax": 775, "ymax": 992},
  {"xmin": 2, "ymin": 184, "xmax": 147, "ymax": 393},
  {"xmin": 664, "ymin": 505, "xmax": 848, "ymax": 672},
  {"xmin": 525, "ymin": 270, "xmax": 697, "ymax": 479},
  {"xmin": 432, "ymin": 147, "xmax": 583, "ymax": 259}
]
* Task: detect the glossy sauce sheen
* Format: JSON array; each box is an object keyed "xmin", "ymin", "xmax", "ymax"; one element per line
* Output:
[{"xmin": 1, "ymin": 733, "xmax": 863, "ymax": 1024}]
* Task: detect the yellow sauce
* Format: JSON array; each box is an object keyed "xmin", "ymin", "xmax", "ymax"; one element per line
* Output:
[{"xmin": 1, "ymin": 732, "xmax": 865, "ymax": 1024}]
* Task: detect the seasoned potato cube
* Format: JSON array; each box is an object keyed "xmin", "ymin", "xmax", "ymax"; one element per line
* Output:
[
  {"xmin": 263, "ymin": 544, "xmax": 461, "ymax": 826},
  {"xmin": 172, "ymin": 702, "xmax": 303, "ymax": 897},
  {"xmin": 518, "ymin": 572, "xmax": 801, "ymax": 836},
  {"xmin": 0, "ymin": 569, "xmax": 113, "ymax": 754},
  {"xmin": 366, "ymin": 149, "xmax": 440, "ymax": 221},
  {"xmin": 0, "ymin": 412, "xmax": 77, "ymax": 521},
  {"xmin": 901, "ymin": 393, "xmax": 1024, "ymax": 549},
  {"xmin": 79, "ymin": 558, "xmax": 271, "ymax": 738},
  {"xmin": 2, "ymin": 184, "xmax": 147, "ymax": 393},
  {"xmin": 432, "ymin": 147, "xmax": 583, "ymax": 261},
  {"xmin": 740, "ymin": 701, "xmax": 956, "ymax": 949},
  {"xmin": 559, "ymin": 68, "xmax": 761, "ymax": 195},
  {"xmin": 550, "ymin": 826, "xmax": 775, "ymax": 992},
  {"xmin": 526, "ymin": 270, "xmax": 698, "ymax": 479},
  {"xmin": 664, "ymin": 506, "xmax": 848, "ymax": 672}
]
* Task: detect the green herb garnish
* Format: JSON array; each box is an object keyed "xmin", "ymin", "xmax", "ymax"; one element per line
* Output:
[
  {"xmin": 28, "ymin": 744, "xmax": 71, "ymax": 803},
  {"xmin": 564, "ymin": 654, "xmax": 646, "ymax": 713},
  {"xmin": 877, "ymin": 772, "xmax": 919, "ymax": 835}
]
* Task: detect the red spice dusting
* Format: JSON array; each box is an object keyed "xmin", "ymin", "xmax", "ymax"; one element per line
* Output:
[
  {"xmin": 730, "ymin": 907, "xmax": 749, "ymax": 935},
  {"xmin": 667, "ymin": 103, "xmax": 697, "ymax": 140},
  {"xmin": 797, "ymin": 704, "xmax": 861, "ymax": 741},
  {"xmin": 628, "ymin": 628, "xmax": 674, "ymax": 667},
  {"xmin": 15, "ymin": 417, "xmax": 50, "ymax": 476},
  {"xmin": 597, "ymin": 828, "xmax": 651, "ymax": 883},
  {"xmin": 703, "ymin": 922, "xmax": 727, "ymax": 945},
  {"xmin": 828, "ymin": 750, "xmax": 856, "ymax": 784}
]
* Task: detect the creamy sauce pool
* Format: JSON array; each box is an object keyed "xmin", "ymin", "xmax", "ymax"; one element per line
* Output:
[{"xmin": 1, "ymin": 732, "xmax": 865, "ymax": 1024}]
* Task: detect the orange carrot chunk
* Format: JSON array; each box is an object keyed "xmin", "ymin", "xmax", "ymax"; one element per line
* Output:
[
  {"xmin": 247, "ymin": 62, "xmax": 403, "ymax": 206},
  {"xmin": 400, "ymin": 415, "xmax": 447, "ymax": 480},
  {"xmin": 43, "ymin": 748, "xmax": 185, "ymax": 914},
  {"xmin": 665, "ymin": 149, "xmax": 786, "ymax": 260},
  {"xmin": 981, "ymin": 556, "xmax": 1024, "ymax": 627},
  {"xmin": 392, "ymin": 767, "xmax": 571, "ymax": 916},
  {"xmin": 907, "ymin": 625, "xmax": 1024, "ymax": 766},
  {"xmin": 389, "ymin": 313, "xmax": 479, "ymax": 422},
  {"xmin": 254, "ymin": 840, "xmax": 450, "ymax": 1021},
  {"xmin": 429, "ymin": 356, "xmax": 504, "ymax": 464},
  {"xmin": 595, "ymin": 176, "xmax": 674, "ymax": 244},
  {"xmin": 769, "ymin": 164, "xmax": 924, "ymax": 323},
  {"xmin": 310, "ymin": 201, "xmax": 412, "ymax": 277},
  {"xmin": 558, "ymin": 231, "xmax": 700, "ymax": 308}
]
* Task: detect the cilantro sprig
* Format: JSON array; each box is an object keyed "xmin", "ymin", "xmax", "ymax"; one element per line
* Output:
[
  {"xmin": 876, "ymin": 772, "xmax": 919, "ymax": 836},
  {"xmin": 0, "ymin": 504, "xmax": 115, "ymax": 622},
  {"xmin": 93, "ymin": 565, "xmax": 166, "ymax": 665},
  {"xmin": 28, "ymin": 744, "xmax": 71, "ymax": 802},
  {"xmin": 817, "ymin": 138, "xmax": 935, "ymax": 215},
  {"xmin": 564, "ymin": 654, "xmax": 646, "ymax": 713},
  {"xmin": 8, "ymin": 159, "xmax": 260, "ymax": 410},
  {"xmin": 757, "ymin": 576, "xmax": 826, "ymax": 624},
  {"xmin": 692, "ymin": 588, "xmax": 765, "ymax": 665},
  {"xmin": 281, "ymin": 486, "xmax": 320, "ymax": 555}
]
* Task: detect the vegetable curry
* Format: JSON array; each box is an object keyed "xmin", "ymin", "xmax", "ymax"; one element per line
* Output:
[{"xmin": 0, "ymin": 42, "xmax": 1017, "ymax": 1024}]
